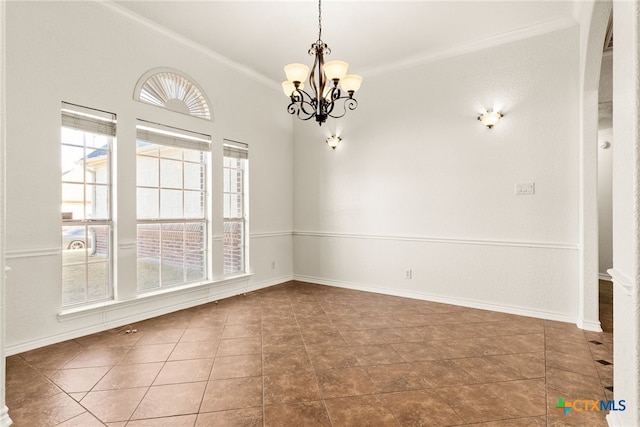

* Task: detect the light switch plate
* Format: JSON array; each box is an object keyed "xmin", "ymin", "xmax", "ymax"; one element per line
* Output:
[{"xmin": 515, "ymin": 183, "xmax": 535, "ymax": 195}]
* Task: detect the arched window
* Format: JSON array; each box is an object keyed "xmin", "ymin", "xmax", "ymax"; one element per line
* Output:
[{"xmin": 134, "ymin": 68, "xmax": 212, "ymax": 120}]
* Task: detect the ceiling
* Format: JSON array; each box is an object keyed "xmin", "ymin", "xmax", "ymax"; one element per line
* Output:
[{"xmin": 113, "ymin": 1, "xmax": 577, "ymax": 85}]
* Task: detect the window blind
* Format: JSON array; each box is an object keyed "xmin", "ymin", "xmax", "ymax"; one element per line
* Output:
[
  {"xmin": 136, "ymin": 120, "xmax": 211, "ymax": 152},
  {"xmin": 223, "ymin": 140, "xmax": 249, "ymax": 159},
  {"xmin": 61, "ymin": 102, "xmax": 116, "ymax": 136}
]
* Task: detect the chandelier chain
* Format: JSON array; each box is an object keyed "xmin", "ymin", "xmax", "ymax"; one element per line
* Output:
[{"xmin": 318, "ymin": 0, "xmax": 322, "ymax": 42}]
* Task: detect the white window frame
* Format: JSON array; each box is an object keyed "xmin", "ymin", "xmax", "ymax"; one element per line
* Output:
[
  {"xmin": 61, "ymin": 102, "xmax": 115, "ymax": 307},
  {"xmin": 223, "ymin": 140, "xmax": 249, "ymax": 275},
  {"xmin": 135, "ymin": 120, "xmax": 211, "ymax": 291}
]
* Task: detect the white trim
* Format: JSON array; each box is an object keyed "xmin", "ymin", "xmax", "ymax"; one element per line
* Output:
[
  {"xmin": 572, "ymin": 0, "xmax": 585, "ymax": 23},
  {"xmin": 57, "ymin": 274, "xmax": 253, "ymax": 321},
  {"xmin": 99, "ymin": 1, "xmax": 278, "ymax": 91},
  {"xmin": 134, "ymin": 68, "xmax": 213, "ymax": 121},
  {"xmin": 364, "ymin": 16, "xmax": 577, "ymax": 78},
  {"xmin": 7, "ymin": 274, "xmax": 293, "ymax": 356},
  {"xmin": 577, "ymin": 318, "xmax": 603, "ymax": 332},
  {"xmin": 0, "ymin": 406, "xmax": 11, "ymax": 427},
  {"xmin": 2, "ymin": 235, "xmax": 292, "ymax": 256},
  {"xmin": 607, "ymin": 411, "xmax": 625, "ymax": 427},
  {"xmin": 251, "ymin": 231, "xmax": 292, "ymax": 239},
  {"xmin": 100, "ymin": 2, "xmax": 575, "ymax": 93},
  {"xmin": 293, "ymin": 274, "xmax": 577, "ymax": 326},
  {"xmin": 599, "ymin": 272, "xmax": 613, "ymax": 281},
  {"xmin": 293, "ymin": 231, "xmax": 579, "ymax": 251},
  {"xmin": 608, "ymin": 268, "xmax": 636, "ymax": 296},
  {"xmin": 211, "ymin": 274, "xmax": 292, "ymax": 301},
  {"xmin": 0, "ymin": 2, "xmax": 10, "ymax": 425},
  {"xmin": 118, "ymin": 241, "xmax": 136, "ymax": 250},
  {"xmin": 6, "ymin": 247, "xmax": 59, "ymax": 259}
]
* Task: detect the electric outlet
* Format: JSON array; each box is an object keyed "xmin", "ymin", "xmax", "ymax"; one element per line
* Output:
[
  {"xmin": 405, "ymin": 269, "xmax": 412, "ymax": 279},
  {"xmin": 515, "ymin": 182, "xmax": 535, "ymax": 195},
  {"xmin": 271, "ymin": 261, "xmax": 276, "ymax": 270}
]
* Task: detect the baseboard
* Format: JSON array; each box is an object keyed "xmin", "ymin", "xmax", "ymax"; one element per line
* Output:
[
  {"xmin": 6, "ymin": 275, "xmax": 293, "ymax": 356},
  {"xmin": 606, "ymin": 411, "xmax": 624, "ymax": 426},
  {"xmin": 207, "ymin": 274, "xmax": 294, "ymax": 301},
  {"xmin": 0, "ymin": 406, "xmax": 11, "ymax": 427},
  {"xmin": 577, "ymin": 318, "xmax": 603, "ymax": 332},
  {"xmin": 293, "ymin": 274, "xmax": 576, "ymax": 325}
]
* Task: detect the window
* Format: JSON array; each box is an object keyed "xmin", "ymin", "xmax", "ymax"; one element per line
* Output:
[
  {"xmin": 136, "ymin": 121, "xmax": 210, "ymax": 290},
  {"xmin": 61, "ymin": 103, "xmax": 115, "ymax": 307},
  {"xmin": 134, "ymin": 68, "xmax": 212, "ymax": 120},
  {"xmin": 223, "ymin": 140, "xmax": 248, "ymax": 275}
]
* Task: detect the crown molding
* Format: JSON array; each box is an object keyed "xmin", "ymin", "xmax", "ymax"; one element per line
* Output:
[
  {"xmin": 363, "ymin": 15, "xmax": 578, "ymax": 78},
  {"xmin": 99, "ymin": 2, "xmax": 576, "ymax": 88},
  {"xmin": 97, "ymin": 1, "xmax": 280, "ymax": 92}
]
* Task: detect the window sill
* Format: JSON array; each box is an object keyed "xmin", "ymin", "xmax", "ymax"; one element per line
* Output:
[{"xmin": 57, "ymin": 273, "xmax": 254, "ymax": 322}]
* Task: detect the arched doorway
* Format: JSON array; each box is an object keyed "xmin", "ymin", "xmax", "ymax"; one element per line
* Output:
[
  {"xmin": 582, "ymin": 1, "xmax": 640, "ymax": 425},
  {"xmin": 577, "ymin": 1, "xmax": 610, "ymax": 333}
]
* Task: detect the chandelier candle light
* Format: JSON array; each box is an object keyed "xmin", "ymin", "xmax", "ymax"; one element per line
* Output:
[{"xmin": 282, "ymin": 0, "xmax": 362, "ymax": 125}]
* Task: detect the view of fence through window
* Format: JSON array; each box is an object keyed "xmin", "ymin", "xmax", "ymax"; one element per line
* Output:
[
  {"xmin": 136, "ymin": 123, "xmax": 209, "ymax": 291},
  {"xmin": 61, "ymin": 103, "xmax": 115, "ymax": 307},
  {"xmin": 223, "ymin": 141, "xmax": 248, "ymax": 275}
]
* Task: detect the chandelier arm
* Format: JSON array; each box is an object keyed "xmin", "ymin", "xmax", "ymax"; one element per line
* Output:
[
  {"xmin": 330, "ymin": 86, "xmax": 341, "ymax": 101},
  {"xmin": 287, "ymin": 88, "xmax": 321, "ymax": 121},
  {"xmin": 287, "ymin": 101, "xmax": 318, "ymax": 122},
  {"xmin": 323, "ymin": 98, "xmax": 335, "ymax": 117},
  {"xmin": 326, "ymin": 97, "xmax": 359, "ymax": 119},
  {"xmin": 320, "ymin": 86, "xmax": 341, "ymax": 117},
  {"xmin": 297, "ymin": 88, "xmax": 319, "ymax": 116}
]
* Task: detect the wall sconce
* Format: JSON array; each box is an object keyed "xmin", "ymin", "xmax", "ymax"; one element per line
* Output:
[
  {"xmin": 326, "ymin": 135, "xmax": 341, "ymax": 150},
  {"xmin": 478, "ymin": 110, "xmax": 503, "ymax": 129}
]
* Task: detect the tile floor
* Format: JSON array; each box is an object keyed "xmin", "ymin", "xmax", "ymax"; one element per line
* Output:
[{"xmin": 6, "ymin": 280, "xmax": 614, "ymax": 426}]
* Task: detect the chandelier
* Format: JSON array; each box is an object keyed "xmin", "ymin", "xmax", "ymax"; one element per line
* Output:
[{"xmin": 282, "ymin": 0, "xmax": 362, "ymax": 126}]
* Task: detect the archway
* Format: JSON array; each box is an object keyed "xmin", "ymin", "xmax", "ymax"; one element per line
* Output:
[
  {"xmin": 577, "ymin": 1, "xmax": 610, "ymax": 334},
  {"xmin": 581, "ymin": 1, "xmax": 640, "ymax": 425}
]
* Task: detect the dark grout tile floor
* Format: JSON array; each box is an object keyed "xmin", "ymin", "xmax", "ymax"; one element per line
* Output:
[{"xmin": 6, "ymin": 280, "xmax": 613, "ymax": 426}]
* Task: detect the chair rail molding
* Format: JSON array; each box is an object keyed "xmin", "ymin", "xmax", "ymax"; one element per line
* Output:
[{"xmin": 293, "ymin": 230, "xmax": 579, "ymax": 250}]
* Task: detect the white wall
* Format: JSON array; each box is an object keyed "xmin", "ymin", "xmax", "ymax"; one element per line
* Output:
[
  {"xmin": 293, "ymin": 25, "xmax": 582, "ymax": 322},
  {"xmin": 599, "ymin": 51, "xmax": 614, "ymax": 104},
  {"xmin": 597, "ymin": 125, "xmax": 613, "ymax": 277},
  {"xmin": 4, "ymin": 1, "xmax": 293, "ymax": 354},
  {"xmin": 0, "ymin": 0, "xmax": 10, "ymax": 424},
  {"xmin": 609, "ymin": 1, "xmax": 640, "ymax": 424},
  {"xmin": 598, "ymin": 51, "xmax": 613, "ymax": 277}
]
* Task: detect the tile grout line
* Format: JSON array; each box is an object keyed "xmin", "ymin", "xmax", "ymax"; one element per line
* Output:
[
  {"xmin": 583, "ymin": 328, "xmax": 612, "ymax": 401},
  {"xmin": 125, "ymin": 323, "xmax": 187, "ymax": 424},
  {"xmin": 194, "ymin": 305, "xmax": 227, "ymax": 425},
  {"xmin": 261, "ymin": 296, "xmax": 266, "ymax": 427},
  {"xmin": 6, "ymin": 281, "xmax": 612, "ymax": 426},
  {"xmin": 543, "ymin": 320, "xmax": 550, "ymax": 427},
  {"xmin": 294, "ymin": 295, "xmax": 334, "ymax": 427}
]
